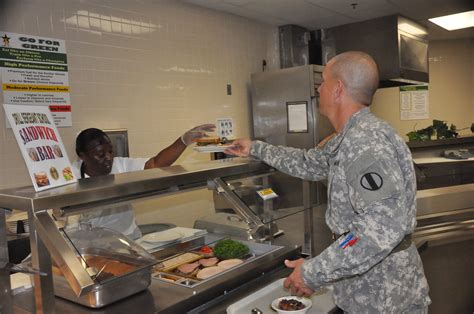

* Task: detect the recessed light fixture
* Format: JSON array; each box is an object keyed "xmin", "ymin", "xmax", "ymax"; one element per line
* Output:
[{"xmin": 428, "ymin": 10, "xmax": 474, "ymax": 31}]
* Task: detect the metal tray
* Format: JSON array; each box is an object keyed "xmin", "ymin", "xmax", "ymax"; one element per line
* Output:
[
  {"xmin": 152, "ymin": 239, "xmax": 283, "ymax": 288},
  {"xmin": 52, "ymin": 249, "xmax": 156, "ymax": 308}
]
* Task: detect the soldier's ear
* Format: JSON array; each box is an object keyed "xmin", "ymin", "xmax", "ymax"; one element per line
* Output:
[{"xmin": 334, "ymin": 80, "xmax": 344, "ymax": 101}]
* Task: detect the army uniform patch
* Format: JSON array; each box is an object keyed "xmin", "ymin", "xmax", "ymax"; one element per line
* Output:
[
  {"xmin": 348, "ymin": 152, "xmax": 398, "ymax": 207},
  {"xmin": 339, "ymin": 232, "xmax": 359, "ymax": 249},
  {"xmin": 360, "ymin": 172, "xmax": 383, "ymax": 191}
]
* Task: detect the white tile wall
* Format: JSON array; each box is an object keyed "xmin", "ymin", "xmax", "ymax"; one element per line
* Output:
[
  {"xmin": 0, "ymin": 0, "xmax": 278, "ymax": 226},
  {"xmin": 0, "ymin": 0, "xmax": 279, "ymax": 189}
]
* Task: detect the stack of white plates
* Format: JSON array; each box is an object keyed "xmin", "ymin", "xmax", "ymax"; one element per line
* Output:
[{"xmin": 5, "ymin": 211, "xmax": 29, "ymax": 234}]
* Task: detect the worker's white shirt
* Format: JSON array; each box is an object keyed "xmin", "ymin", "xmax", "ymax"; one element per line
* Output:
[{"xmin": 68, "ymin": 157, "xmax": 149, "ymax": 240}]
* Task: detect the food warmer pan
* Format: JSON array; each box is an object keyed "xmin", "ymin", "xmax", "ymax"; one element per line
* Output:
[{"xmin": 48, "ymin": 226, "xmax": 157, "ymax": 308}]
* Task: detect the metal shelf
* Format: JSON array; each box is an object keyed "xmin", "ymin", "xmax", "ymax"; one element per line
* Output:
[{"xmin": 0, "ymin": 157, "xmax": 271, "ymax": 212}]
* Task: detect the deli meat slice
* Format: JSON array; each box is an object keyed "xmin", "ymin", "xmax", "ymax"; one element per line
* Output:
[
  {"xmin": 177, "ymin": 262, "xmax": 200, "ymax": 274},
  {"xmin": 217, "ymin": 259, "xmax": 243, "ymax": 270},
  {"xmin": 196, "ymin": 266, "xmax": 225, "ymax": 279},
  {"xmin": 199, "ymin": 257, "xmax": 218, "ymax": 267}
]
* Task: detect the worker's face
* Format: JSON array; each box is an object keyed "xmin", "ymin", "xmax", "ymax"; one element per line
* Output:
[
  {"xmin": 79, "ymin": 136, "xmax": 113, "ymax": 176},
  {"xmin": 317, "ymin": 62, "xmax": 337, "ymax": 118}
]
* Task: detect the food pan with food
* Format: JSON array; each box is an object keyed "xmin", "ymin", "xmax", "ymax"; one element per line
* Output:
[
  {"xmin": 153, "ymin": 238, "xmax": 282, "ymax": 287},
  {"xmin": 52, "ymin": 227, "xmax": 157, "ymax": 308}
]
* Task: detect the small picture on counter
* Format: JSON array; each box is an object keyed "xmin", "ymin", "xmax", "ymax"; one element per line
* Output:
[
  {"xmin": 52, "ymin": 145, "xmax": 63, "ymax": 158},
  {"xmin": 50, "ymin": 167, "xmax": 59, "ymax": 180},
  {"xmin": 62, "ymin": 167, "xmax": 74, "ymax": 181},
  {"xmin": 34, "ymin": 171, "xmax": 50, "ymax": 187},
  {"xmin": 28, "ymin": 148, "xmax": 40, "ymax": 162}
]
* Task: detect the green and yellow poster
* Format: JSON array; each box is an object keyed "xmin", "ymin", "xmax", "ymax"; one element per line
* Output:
[{"xmin": 1, "ymin": 31, "xmax": 71, "ymax": 126}]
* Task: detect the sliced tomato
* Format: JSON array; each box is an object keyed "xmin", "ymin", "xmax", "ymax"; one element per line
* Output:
[{"xmin": 200, "ymin": 245, "xmax": 213, "ymax": 254}]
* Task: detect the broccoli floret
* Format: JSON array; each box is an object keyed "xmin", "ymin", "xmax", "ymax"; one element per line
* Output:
[{"xmin": 213, "ymin": 239, "xmax": 250, "ymax": 260}]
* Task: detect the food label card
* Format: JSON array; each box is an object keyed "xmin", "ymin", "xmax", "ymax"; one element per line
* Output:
[
  {"xmin": 257, "ymin": 188, "xmax": 278, "ymax": 200},
  {"xmin": 3, "ymin": 104, "xmax": 76, "ymax": 191}
]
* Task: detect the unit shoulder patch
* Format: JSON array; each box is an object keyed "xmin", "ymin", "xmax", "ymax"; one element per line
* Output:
[{"xmin": 347, "ymin": 151, "xmax": 398, "ymax": 206}]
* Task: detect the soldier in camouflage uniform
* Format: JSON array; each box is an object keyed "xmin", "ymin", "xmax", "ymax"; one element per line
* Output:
[{"xmin": 226, "ymin": 51, "xmax": 431, "ymax": 313}]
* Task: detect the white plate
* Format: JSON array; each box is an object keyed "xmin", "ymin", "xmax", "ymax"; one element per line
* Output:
[
  {"xmin": 193, "ymin": 144, "xmax": 235, "ymax": 153},
  {"xmin": 271, "ymin": 296, "xmax": 312, "ymax": 313},
  {"xmin": 141, "ymin": 230, "xmax": 184, "ymax": 244}
]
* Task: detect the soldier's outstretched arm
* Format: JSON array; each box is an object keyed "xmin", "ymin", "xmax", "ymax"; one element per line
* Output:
[{"xmin": 249, "ymin": 140, "xmax": 330, "ymax": 181}]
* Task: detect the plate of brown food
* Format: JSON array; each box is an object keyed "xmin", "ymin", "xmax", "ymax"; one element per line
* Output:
[
  {"xmin": 192, "ymin": 137, "xmax": 235, "ymax": 153},
  {"xmin": 271, "ymin": 296, "xmax": 312, "ymax": 314}
]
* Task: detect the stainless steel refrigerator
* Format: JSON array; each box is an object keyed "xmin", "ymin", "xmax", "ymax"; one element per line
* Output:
[
  {"xmin": 251, "ymin": 64, "xmax": 333, "ymax": 150},
  {"xmin": 250, "ymin": 64, "xmax": 333, "ymax": 205},
  {"xmin": 250, "ymin": 64, "xmax": 334, "ymax": 255}
]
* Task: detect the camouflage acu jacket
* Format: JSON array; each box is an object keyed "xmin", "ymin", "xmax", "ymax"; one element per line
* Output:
[{"xmin": 250, "ymin": 108, "xmax": 430, "ymax": 312}]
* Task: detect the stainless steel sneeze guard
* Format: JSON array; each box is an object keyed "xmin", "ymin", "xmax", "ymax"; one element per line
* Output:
[
  {"xmin": 0, "ymin": 158, "xmax": 271, "ymax": 213},
  {"xmin": 34, "ymin": 211, "xmax": 95, "ymax": 297}
]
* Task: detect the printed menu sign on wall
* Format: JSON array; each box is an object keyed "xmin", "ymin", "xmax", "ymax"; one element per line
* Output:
[
  {"xmin": 399, "ymin": 85, "xmax": 429, "ymax": 120},
  {"xmin": 0, "ymin": 31, "xmax": 72, "ymax": 126},
  {"xmin": 3, "ymin": 104, "xmax": 76, "ymax": 191}
]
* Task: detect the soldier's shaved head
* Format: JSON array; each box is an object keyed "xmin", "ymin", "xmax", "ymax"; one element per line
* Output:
[{"xmin": 328, "ymin": 51, "xmax": 379, "ymax": 106}]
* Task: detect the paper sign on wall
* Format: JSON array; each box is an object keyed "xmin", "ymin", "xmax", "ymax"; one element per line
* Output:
[
  {"xmin": 3, "ymin": 104, "xmax": 77, "ymax": 191},
  {"xmin": 0, "ymin": 31, "xmax": 72, "ymax": 127},
  {"xmin": 217, "ymin": 118, "xmax": 234, "ymax": 138},
  {"xmin": 400, "ymin": 85, "xmax": 429, "ymax": 120}
]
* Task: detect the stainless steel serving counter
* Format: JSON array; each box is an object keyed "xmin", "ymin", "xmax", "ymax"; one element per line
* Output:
[
  {"xmin": 3, "ymin": 158, "xmax": 474, "ymax": 313},
  {"xmin": 0, "ymin": 158, "xmax": 278, "ymax": 313},
  {"xmin": 11, "ymin": 235, "xmax": 301, "ymax": 313}
]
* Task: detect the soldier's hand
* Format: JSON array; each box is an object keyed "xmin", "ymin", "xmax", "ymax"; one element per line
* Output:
[
  {"xmin": 283, "ymin": 259, "xmax": 314, "ymax": 297},
  {"xmin": 181, "ymin": 124, "xmax": 216, "ymax": 146},
  {"xmin": 224, "ymin": 138, "xmax": 252, "ymax": 156}
]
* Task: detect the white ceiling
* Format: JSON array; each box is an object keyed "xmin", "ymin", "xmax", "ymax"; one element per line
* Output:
[{"xmin": 183, "ymin": 0, "xmax": 474, "ymax": 40}]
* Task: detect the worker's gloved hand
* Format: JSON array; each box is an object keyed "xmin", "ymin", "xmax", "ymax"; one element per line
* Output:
[{"xmin": 181, "ymin": 124, "xmax": 216, "ymax": 146}]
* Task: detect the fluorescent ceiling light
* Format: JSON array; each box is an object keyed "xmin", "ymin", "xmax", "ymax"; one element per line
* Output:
[{"xmin": 429, "ymin": 10, "xmax": 474, "ymax": 31}]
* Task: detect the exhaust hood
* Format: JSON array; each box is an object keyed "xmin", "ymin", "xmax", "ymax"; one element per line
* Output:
[{"xmin": 321, "ymin": 15, "xmax": 429, "ymax": 88}]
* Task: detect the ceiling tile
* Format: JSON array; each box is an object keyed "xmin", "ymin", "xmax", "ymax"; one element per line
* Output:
[
  {"xmin": 301, "ymin": 14, "xmax": 355, "ymax": 29},
  {"xmin": 242, "ymin": 0, "xmax": 336, "ymax": 21},
  {"xmin": 306, "ymin": 0, "xmax": 399, "ymax": 21},
  {"xmin": 184, "ymin": 0, "xmax": 289, "ymax": 25},
  {"xmin": 183, "ymin": 0, "xmax": 474, "ymax": 39}
]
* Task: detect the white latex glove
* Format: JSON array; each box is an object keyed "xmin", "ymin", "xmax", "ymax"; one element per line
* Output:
[{"xmin": 181, "ymin": 124, "xmax": 216, "ymax": 146}]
